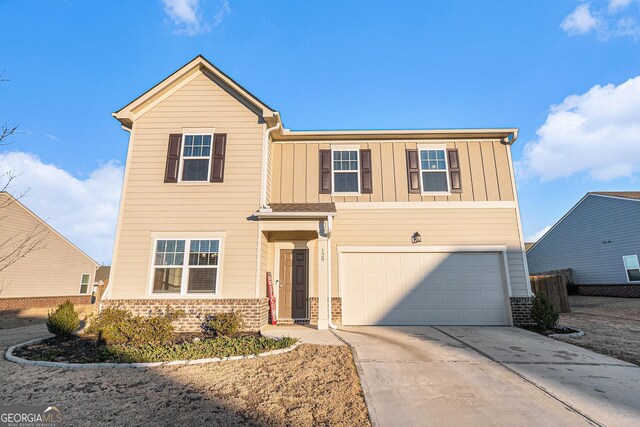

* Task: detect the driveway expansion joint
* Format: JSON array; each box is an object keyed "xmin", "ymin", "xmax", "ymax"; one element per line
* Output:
[{"xmin": 432, "ymin": 326, "xmax": 605, "ymax": 427}]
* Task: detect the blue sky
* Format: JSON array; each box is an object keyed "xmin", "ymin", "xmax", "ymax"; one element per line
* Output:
[{"xmin": 1, "ymin": 0, "xmax": 640, "ymax": 263}]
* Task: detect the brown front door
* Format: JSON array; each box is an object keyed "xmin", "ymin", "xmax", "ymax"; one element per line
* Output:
[{"xmin": 278, "ymin": 249, "xmax": 308, "ymax": 320}]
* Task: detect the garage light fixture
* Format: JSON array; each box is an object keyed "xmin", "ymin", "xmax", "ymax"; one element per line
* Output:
[{"xmin": 411, "ymin": 232, "xmax": 422, "ymax": 244}]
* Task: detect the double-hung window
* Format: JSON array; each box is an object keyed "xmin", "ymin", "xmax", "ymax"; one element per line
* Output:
[
  {"xmin": 180, "ymin": 134, "xmax": 212, "ymax": 182},
  {"xmin": 623, "ymin": 255, "xmax": 640, "ymax": 282},
  {"xmin": 332, "ymin": 150, "xmax": 359, "ymax": 193},
  {"xmin": 79, "ymin": 274, "xmax": 91, "ymax": 294},
  {"xmin": 418, "ymin": 148, "xmax": 449, "ymax": 193},
  {"xmin": 152, "ymin": 238, "xmax": 221, "ymax": 295}
]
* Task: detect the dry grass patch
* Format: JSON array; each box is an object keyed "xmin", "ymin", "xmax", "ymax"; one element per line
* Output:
[
  {"xmin": 1, "ymin": 343, "xmax": 370, "ymax": 426},
  {"xmin": 557, "ymin": 296, "xmax": 640, "ymax": 366}
]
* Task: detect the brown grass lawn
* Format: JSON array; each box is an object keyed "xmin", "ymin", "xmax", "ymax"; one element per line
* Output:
[
  {"xmin": 0, "ymin": 326, "xmax": 370, "ymax": 426},
  {"xmin": 557, "ymin": 296, "xmax": 640, "ymax": 366}
]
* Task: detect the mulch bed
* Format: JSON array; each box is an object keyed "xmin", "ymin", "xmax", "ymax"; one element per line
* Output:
[
  {"xmin": 12, "ymin": 332, "xmax": 290, "ymax": 364},
  {"xmin": 521, "ymin": 325, "xmax": 581, "ymax": 337}
]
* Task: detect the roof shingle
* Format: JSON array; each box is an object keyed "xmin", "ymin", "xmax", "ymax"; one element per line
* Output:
[
  {"xmin": 590, "ymin": 191, "xmax": 640, "ymax": 201},
  {"xmin": 268, "ymin": 203, "xmax": 337, "ymax": 213}
]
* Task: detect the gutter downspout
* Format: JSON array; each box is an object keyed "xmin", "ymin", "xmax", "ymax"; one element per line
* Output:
[
  {"xmin": 327, "ymin": 215, "xmax": 337, "ymax": 329},
  {"xmin": 260, "ymin": 112, "xmax": 281, "ymax": 209}
]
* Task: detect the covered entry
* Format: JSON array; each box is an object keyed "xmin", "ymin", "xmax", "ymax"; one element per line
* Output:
[{"xmin": 340, "ymin": 247, "xmax": 511, "ymax": 326}]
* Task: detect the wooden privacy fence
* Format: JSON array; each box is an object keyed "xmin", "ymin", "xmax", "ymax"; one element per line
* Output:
[{"xmin": 529, "ymin": 274, "xmax": 571, "ymax": 313}]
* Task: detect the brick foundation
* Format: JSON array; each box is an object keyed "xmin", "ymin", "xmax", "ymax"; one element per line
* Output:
[
  {"xmin": 101, "ymin": 298, "xmax": 269, "ymax": 332},
  {"xmin": 510, "ymin": 297, "xmax": 534, "ymax": 326},
  {"xmin": 309, "ymin": 297, "xmax": 342, "ymax": 325},
  {"xmin": 0, "ymin": 295, "xmax": 92, "ymax": 311},
  {"xmin": 574, "ymin": 284, "xmax": 640, "ymax": 298}
]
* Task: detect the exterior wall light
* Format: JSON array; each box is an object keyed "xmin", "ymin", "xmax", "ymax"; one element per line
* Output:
[{"xmin": 411, "ymin": 232, "xmax": 422, "ymax": 244}]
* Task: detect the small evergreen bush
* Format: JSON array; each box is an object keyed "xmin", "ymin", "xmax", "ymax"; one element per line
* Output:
[
  {"xmin": 530, "ymin": 293, "xmax": 559, "ymax": 330},
  {"xmin": 46, "ymin": 300, "xmax": 80, "ymax": 337},
  {"xmin": 201, "ymin": 311, "xmax": 244, "ymax": 337},
  {"xmin": 86, "ymin": 306, "xmax": 184, "ymax": 346}
]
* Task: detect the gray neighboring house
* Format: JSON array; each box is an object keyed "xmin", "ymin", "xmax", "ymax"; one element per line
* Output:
[{"xmin": 527, "ymin": 192, "xmax": 640, "ymax": 297}]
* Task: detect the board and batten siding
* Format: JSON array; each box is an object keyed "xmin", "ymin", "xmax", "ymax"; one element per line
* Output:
[
  {"xmin": 330, "ymin": 207, "xmax": 529, "ymax": 297},
  {"xmin": 0, "ymin": 193, "xmax": 98, "ymax": 298},
  {"xmin": 269, "ymin": 141, "xmax": 514, "ymax": 203},
  {"xmin": 527, "ymin": 195, "xmax": 640, "ymax": 285},
  {"xmin": 109, "ymin": 72, "xmax": 265, "ymax": 299}
]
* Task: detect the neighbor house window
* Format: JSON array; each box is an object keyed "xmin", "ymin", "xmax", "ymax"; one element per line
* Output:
[
  {"xmin": 623, "ymin": 255, "xmax": 640, "ymax": 282},
  {"xmin": 181, "ymin": 134, "xmax": 212, "ymax": 182},
  {"xmin": 419, "ymin": 149, "xmax": 449, "ymax": 193},
  {"xmin": 152, "ymin": 238, "xmax": 221, "ymax": 294},
  {"xmin": 333, "ymin": 150, "xmax": 359, "ymax": 193},
  {"xmin": 79, "ymin": 274, "xmax": 91, "ymax": 294}
]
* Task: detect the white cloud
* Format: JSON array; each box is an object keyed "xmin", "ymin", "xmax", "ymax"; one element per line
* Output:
[
  {"xmin": 162, "ymin": 0, "xmax": 208, "ymax": 35},
  {"xmin": 517, "ymin": 75, "xmax": 640, "ymax": 181},
  {"xmin": 527, "ymin": 225, "xmax": 552, "ymax": 242},
  {"xmin": 0, "ymin": 151, "xmax": 123, "ymax": 264},
  {"xmin": 162, "ymin": 0, "xmax": 231, "ymax": 35},
  {"xmin": 44, "ymin": 134, "xmax": 60, "ymax": 141},
  {"xmin": 561, "ymin": 1, "xmax": 640, "ymax": 40},
  {"xmin": 561, "ymin": 3, "xmax": 600, "ymax": 35},
  {"xmin": 609, "ymin": 0, "xmax": 635, "ymax": 12},
  {"xmin": 213, "ymin": 0, "xmax": 230, "ymax": 27}
]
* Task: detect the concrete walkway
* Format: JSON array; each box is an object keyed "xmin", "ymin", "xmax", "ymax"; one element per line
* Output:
[
  {"xmin": 261, "ymin": 324, "xmax": 345, "ymax": 346},
  {"xmin": 335, "ymin": 326, "xmax": 640, "ymax": 427}
]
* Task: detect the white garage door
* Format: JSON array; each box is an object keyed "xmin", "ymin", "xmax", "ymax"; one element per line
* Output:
[{"xmin": 341, "ymin": 251, "xmax": 509, "ymax": 325}]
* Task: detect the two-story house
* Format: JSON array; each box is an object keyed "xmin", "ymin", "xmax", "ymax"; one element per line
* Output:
[{"xmin": 104, "ymin": 56, "xmax": 533, "ymax": 330}]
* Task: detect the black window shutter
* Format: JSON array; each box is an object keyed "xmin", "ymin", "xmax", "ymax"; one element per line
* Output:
[
  {"xmin": 319, "ymin": 149, "xmax": 332, "ymax": 194},
  {"xmin": 164, "ymin": 134, "xmax": 182, "ymax": 183},
  {"xmin": 360, "ymin": 149, "xmax": 372, "ymax": 194},
  {"xmin": 406, "ymin": 149, "xmax": 420, "ymax": 194},
  {"xmin": 447, "ymin": 148, "xmax": 462, "ymax": 193},
  {"xmin": 210, "ymin": 133, "xmax": 227, "ymax": 182}
]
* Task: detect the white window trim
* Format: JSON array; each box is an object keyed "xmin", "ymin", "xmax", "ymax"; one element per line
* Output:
[
  {"xmin": 147, "ymin": 236, "xmax": 225, "ymax": 298},
  {"xmin": 177, "ymin": 133, "xmax": 214, "ymax": 183},
  {"xmin": 417, "ymin": 144, "xmax": 451, "ymax": 196},
  {"xmin": 79, "ymin": 273, "xmax": 91, "ymax": 294},
  {"xmin": 331, "ymin": 147, "xmax": 361, "ymax": 196},
  {"xmin": 623, "ymin": 255, "xmax": 640, "ymax": 283}
]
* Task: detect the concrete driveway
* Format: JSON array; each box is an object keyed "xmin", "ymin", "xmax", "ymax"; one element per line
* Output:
[{"xmin": 334, "ymin": 326, "xmax": 640, "ymax": 427}]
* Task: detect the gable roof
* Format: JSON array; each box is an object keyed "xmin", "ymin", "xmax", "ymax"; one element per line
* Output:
[
  {"xmin": 0, "ymin": 192, "xmax": 99, "ymax": 267},
  {"xmin": 113, "ymin": 55, "xmax": 277, "ymax": 129},
  {"xmin": 113, "ymin": 55, "xmax": 519, "ymax": 144},
  {"xmin": 526, "ymin": 191, "xmax": 640, "ymax": 253}
]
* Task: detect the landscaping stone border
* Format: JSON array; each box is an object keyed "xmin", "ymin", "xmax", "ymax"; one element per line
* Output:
[
  {"xmin": 5, "ymin": 337, "xmax": 300, "ymax": 369},
  {"xmin": 549, "ymin": 330, "xmax": 585, "ymax": 339}
]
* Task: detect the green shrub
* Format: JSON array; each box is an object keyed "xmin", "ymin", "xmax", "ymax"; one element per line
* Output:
[
  {"xmin": 111, "ymin": 335, "xmax": 298, "ymax": 363},
  {"xmin": 86, "ymin": 306, "xmax": 184, "ymax": 346},
  {"xmin": 530, "ymin": 293, "xmax": 559, "ymax": 330},
  {"xmin": 46, "ymin": 300, "xmax": 80, "ymax": 337},
  {"xmin": 201, "ymin": 311, "xmax": 244, "ymax": 337}
]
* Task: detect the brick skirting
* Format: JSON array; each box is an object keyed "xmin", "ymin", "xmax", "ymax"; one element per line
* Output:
[
  {"xmin": 101, "ymin": 298, "xmax": 270, "ymax": 332},
  {"xmin": 0, "ymin": 295, "xmax": 92, "ymax": 311},
  {"xmin": 574, "ymin": 285, "xmax": 640, "ymax": 298},
  {"xmin": 510, "ymin": 297, "xmax": 534, "ymax": 327},
  {"xmin": 309, "ymin": 297, "xmax": 342, "ymax": 325}
]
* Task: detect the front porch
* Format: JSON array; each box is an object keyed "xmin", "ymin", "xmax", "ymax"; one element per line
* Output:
[{"xmin": 257, "ymin": 203, "xmax": 338, "ymax": 330}]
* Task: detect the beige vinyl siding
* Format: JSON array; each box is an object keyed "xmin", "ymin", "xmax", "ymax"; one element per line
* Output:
[
  {"xmin": 270, "ymin": 141, "xmax": 515, "ymax": 203},
  {"xmin": 0, "ymin": 194, "xmax": 97, "ymax": 298},
  {"xmin": 330, "ymin": 207, "xmax": 529, "ymax": 298},
  {"xmin": 109, "ymin": 71, "xmax": 264, "ymax": 299}
]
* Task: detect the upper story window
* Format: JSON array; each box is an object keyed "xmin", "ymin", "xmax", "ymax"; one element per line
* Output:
[
  {"xmin": 79, "ymin": 273, "xmax": 91, "ymax": 294},
  {"xmin": 152, "ymin": 238, "xmax": 221, "ymax": 295},
  {"xmin": 333, "ymin": 150, "xmax": 360, "ymax": 193},
  {"xmin": 623, "ymin": 255, "xmax": 640, "ymax": 282},
  {"xmin": 181, "ymin": 134, "xmax": 212, "ymax": 182},
  {"xmin": 419, "ymin": 149, "xmax": 449, "ymax": 193}
]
